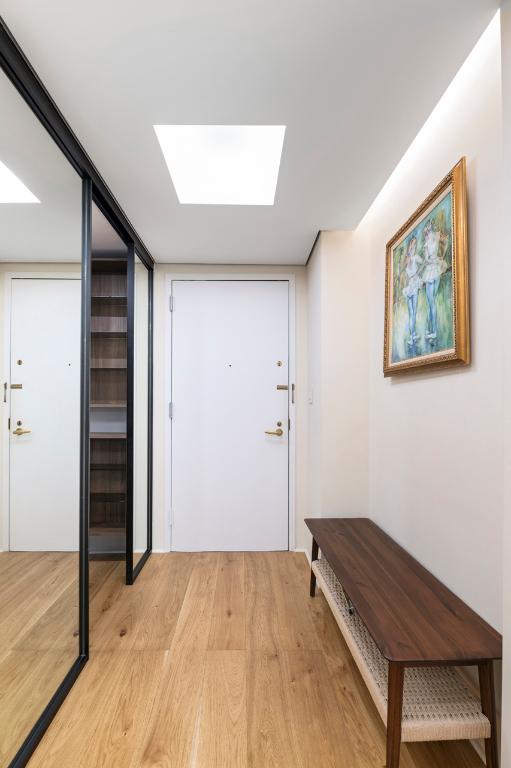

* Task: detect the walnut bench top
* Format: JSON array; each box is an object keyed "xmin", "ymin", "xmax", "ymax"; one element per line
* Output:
[{"xmin": 305, "ymin": 517, "xmax": 502, "ymax": 665}]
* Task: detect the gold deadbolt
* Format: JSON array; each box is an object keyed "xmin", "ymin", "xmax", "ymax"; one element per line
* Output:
[{"xmin": 17, "ymin": 360, "xmax": 23, "ymax": 366}]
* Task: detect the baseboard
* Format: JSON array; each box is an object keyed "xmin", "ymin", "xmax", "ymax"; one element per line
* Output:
[{"xmin": 294, "ymin": 547, "xmax": 311, "ymax": 565}]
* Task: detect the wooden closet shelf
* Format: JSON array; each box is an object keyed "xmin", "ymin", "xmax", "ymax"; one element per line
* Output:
[
  {"xmin": 90, "ymin": 524, "xmax": 126, "ymax": 532},
  {"xmin": 90, "ymin": 492, "xmax": 126, "ymax": 502},
  {"xmin": 91, "ymin": 330, "xmax": 126, "ymax": 338},
  {"xmin": 90, "ymin": 463, "xmax": 126, "ymax": 471},
  {"xmin": 90, "ymin": 401, "xmax": 126, "ymax": 408},
  {"xmin": 91, "ymin": 359, "xmax": 127, "ymax": 369},
  {"xmin": 91, "ymin": 294, "xmax": 127, "ymax": 300},
  {"xmin": 90, "ymin": 432, "xmax": 127, "ymax": 440}
]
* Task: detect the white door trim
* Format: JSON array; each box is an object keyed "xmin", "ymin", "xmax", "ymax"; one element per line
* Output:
[
  {"xmin": 164, "ymin": 272, "xmax": 297, "ymax": 552},
  {"xmin": 1, "ymin": 272, "xmax": 80, "ymax": 551}
]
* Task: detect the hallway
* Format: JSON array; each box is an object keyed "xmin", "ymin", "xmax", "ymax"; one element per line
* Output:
[{"xmin": 27, "ymin": 552, "xmax": 484, "ymax": 767}]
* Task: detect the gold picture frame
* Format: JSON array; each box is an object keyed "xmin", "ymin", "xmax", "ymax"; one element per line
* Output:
[{"xmin": 383, "ymin": 157, "xmax": 469, "ymax": 376}]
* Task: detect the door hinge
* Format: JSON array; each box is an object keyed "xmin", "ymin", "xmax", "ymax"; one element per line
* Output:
[
  {"xmin": 169, "ymin": 402, "xmax": 173, "ymax": 419},
  {"xmin": 169, "ymin": 295, "xmax": 174, "ymax": 312}
]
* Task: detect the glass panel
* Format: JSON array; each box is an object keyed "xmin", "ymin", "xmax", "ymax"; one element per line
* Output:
[
  {"xmin": 89, "ymin": 202, "xmax": 128, "ymax": 598},
  {"xmin": 0, "ymin": 68, "xmax": 81, "ymax": 763},
  {"xmin": 133, "ymin": 254, "xmax": 149, "ymax": 567}
]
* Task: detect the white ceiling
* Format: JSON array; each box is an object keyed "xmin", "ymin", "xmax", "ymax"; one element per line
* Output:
[
  {"xmin": 0, "ymin": 70, "xmax": 125, "ymax": 262},
  {"xmin": 92, "ymin": 202, "xmax": 128, "ymax": 254},
  {"xmin": 0, "ymin": 67, "xmax": 82, "ymax": 262},
  {"xmin": 1, "ymin": 0, "xmax": 499, "ymax": 264}
]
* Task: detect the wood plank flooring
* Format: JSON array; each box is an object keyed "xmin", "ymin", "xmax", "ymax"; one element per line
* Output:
[
  {"xmin": 27, "ymin": 552, "xmax": 485, "ymax": 768},
  {"xmin": 0, "ymin": 551, "xmax": 79, "ymax": 767}
]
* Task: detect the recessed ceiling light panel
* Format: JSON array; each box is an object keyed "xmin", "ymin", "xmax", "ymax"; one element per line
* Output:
[
  {"xmin": 0, "ymin": 160, "xmax": 40, "ymax": 203},
  {"xmin": 154, "ymin": 125, "xmax": 286, "ymax": 205}
]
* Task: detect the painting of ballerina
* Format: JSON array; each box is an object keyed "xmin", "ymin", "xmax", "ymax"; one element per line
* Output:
[{"xmin": 384, "ymin": 158, "xmax": 470, "ymax": 375}]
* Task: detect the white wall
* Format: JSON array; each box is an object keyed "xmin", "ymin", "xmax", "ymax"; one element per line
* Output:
[
  {"xmin": 305, "ymin": 14, "xmax": 505, "ymax": 756},
  {"xmin": 500, "ymin": 3, "xmax": 511, "ymax": 766},
  {"xmin": 307, "ymin": 239, "xmax": 323, "ymax": 522},
  {"xmin": 364, "ymin": 14, "xmax": 504, "ymax": 633},
  {"xmin": 151, "ymin": 262, "xmax": 309, "ymax": 552},
  {"xmin": 307, "ymin": 9, "xmax": 503, "ymax": 630},
  {"xmin": 307, "ymin": 231, "xmax": 370, "ymax": 524}
]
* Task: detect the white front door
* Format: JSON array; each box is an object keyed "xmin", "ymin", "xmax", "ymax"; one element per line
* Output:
[
  {"xmin": 9, "ymin": 278, "xmax": 81, "ymax": 551},
  {"xmin": 171, "ymin": 280, "xmax": 289, "ymax": 551}
]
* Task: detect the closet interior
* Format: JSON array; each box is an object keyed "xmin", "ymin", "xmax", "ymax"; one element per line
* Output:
[{"xmin": 89, "ymin": 206, "xmax": 129, "ymax": 559}]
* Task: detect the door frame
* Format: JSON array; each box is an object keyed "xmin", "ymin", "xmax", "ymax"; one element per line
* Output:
[
  {"xmin": 125, "ymin": 246, "xmax": 154, "ymax": 584},
  {"xmin": 1, "ymin": 271, "xmax": 81, "ymax": 551},
  {"xmin": 164, "ymin": 273, "xmax": 297, "ymax": 553}
]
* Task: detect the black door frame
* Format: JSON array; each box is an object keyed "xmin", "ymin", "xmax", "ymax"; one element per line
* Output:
[
  {"xmin": 126, "ymin": 247, "xmax": 154, "ymax": 584},
  {"xmin": 0, "ymin": 15, "xmax": 154, "ymax": 767}
]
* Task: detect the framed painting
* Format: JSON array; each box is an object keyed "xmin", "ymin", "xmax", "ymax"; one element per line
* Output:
[{"xmin": 383, "ymin": 157, "xmax": 470, "ymax": 376}]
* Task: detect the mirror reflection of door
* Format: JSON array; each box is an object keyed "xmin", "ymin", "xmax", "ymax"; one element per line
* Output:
[
  {"xmin": 9, "ymin": 278, "xmax": 80, "ymax": 551},
  {"xmin": 0, "ymin": 67, "xmax": 82, "ymax": 766}
]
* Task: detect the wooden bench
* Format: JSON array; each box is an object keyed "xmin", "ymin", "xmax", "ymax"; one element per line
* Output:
[{"xmin": 306, "ymin": 518, "xmax": 502, "ymax": 768}]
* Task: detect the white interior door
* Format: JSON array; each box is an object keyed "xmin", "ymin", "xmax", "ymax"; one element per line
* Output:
[
  {"xmin": 9, "ymin": 278, "xmax": 81, "ymax": 551},
  {"xmin": 171, "ymin": 280, "xmax": 289, "ymax": 551}
]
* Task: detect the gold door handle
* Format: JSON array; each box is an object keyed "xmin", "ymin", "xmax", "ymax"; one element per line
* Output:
[
  {"xmin": 264, "ymin": 428, "xmax": 283, "ymax": 437},
  {"xmin": 13, "ymin": 427, "xmax": 31, "ymax": 436}
]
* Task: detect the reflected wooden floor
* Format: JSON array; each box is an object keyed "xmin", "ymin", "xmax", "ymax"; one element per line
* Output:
[
  {"xmin": 0, "ymin": 551, "xmax": 79, "ymax": 767},
  {"xmin": 28, "ymin": 552, "xmax": 484, "ymax": 767}
]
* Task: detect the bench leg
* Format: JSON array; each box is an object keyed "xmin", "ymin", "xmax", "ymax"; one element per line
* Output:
[
  {"xmin": 386, "ymin": 662, "xmax": 404, "ymax": 768},
  {"xmin": 479, "ymin": 661, "xmax": 499, "ymax": 768},
  {"xmin": 309, "ymin": 537, "xmax": 318, "ymax": 596}
]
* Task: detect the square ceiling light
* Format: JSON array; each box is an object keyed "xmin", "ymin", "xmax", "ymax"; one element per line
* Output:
[
  {"xmin": 0, "ymin": 160, "xmax": 39, "ymax": 203},
  {"xmin": 154, "ymin": 125, "xmax": 286, "ymax": 205}
]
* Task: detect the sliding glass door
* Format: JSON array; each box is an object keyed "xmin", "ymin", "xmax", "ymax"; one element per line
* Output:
[
  {"xmin": 126, "ymin": 250, "xmax": 153, "ymax": 584},
  {"xmin": 0, "ymin": 15, "xmax": 154, "ymax": 765},
  {"xmin": 0, "ymin": 60, "xmax": 86, "ymax": 768}
]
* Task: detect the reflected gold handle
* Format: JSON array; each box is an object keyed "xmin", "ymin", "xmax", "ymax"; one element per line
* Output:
[
  {"xmin": 13, "ymin": 427, "xmax": 31, "ymax": 436},
  {"xmin": 264, "ymin": 428, "xmax": 283, "ymax": 437}
]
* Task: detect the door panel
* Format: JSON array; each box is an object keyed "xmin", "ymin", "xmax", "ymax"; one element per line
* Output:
[
  {"xmin": 132, "ymin": 253, "xmax": 150, "ymax": 568},
  {"xmin": 9, "ymin": 278, "xmax": 81, "ymax": 551},
  {"xmin": 171, "ymin": 280, "xmax": 289, "ymax": 551}
]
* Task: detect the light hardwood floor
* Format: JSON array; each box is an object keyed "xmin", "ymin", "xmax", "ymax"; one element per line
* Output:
[
  {"xmin": 27, "ymin": 552, "xmax": 485, "ymax": 768},
  {"xmin": 0, "ymin": 551, "xmax": 80, "ymax": 766}
]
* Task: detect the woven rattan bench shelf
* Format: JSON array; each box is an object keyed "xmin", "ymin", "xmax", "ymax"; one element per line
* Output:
[
  {"xmin": 306, "ymin": 518, "xmax": 502, "ymax": 768},
  {"xmin": 313, "ymin": 557, "xmax": 490, "ymax": 742}
]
